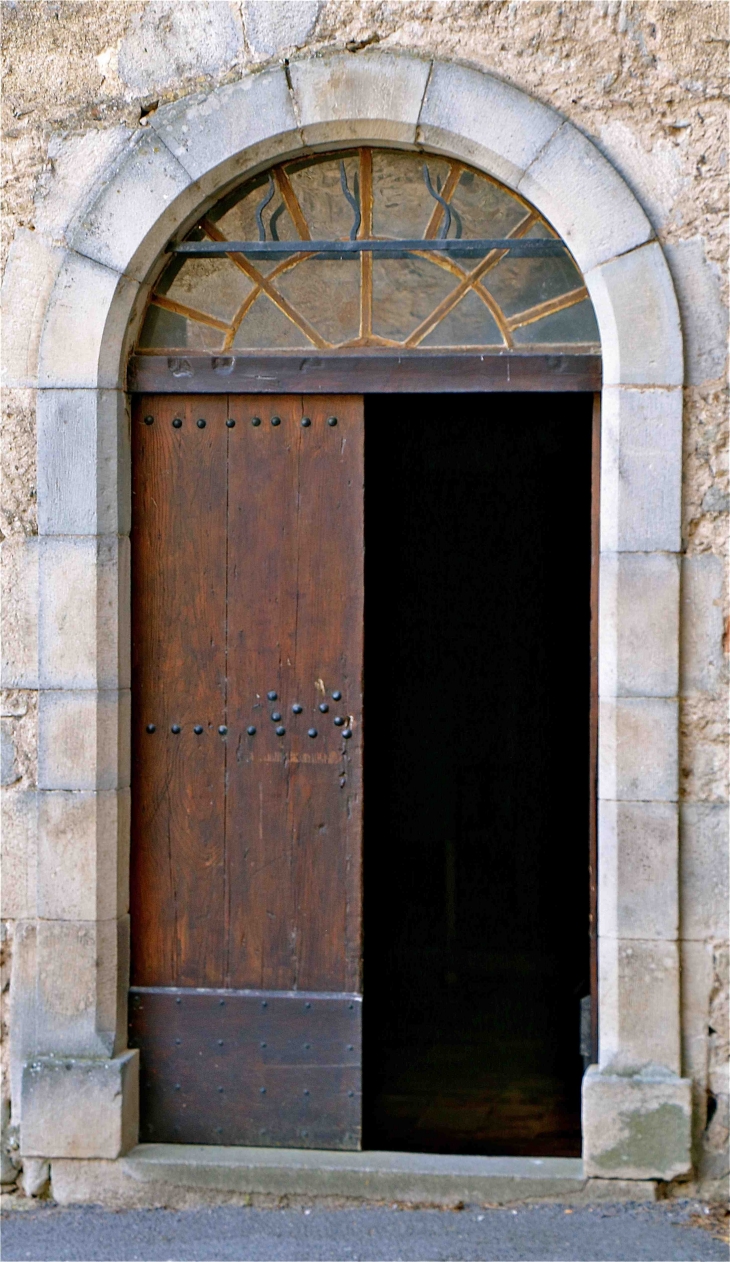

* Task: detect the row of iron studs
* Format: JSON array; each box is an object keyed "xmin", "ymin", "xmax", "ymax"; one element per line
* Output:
[
  {"xmin": 143, "ymin": 415, "xmax": 338, "ymax": 429},
  {"xmin": 145, "ymin": 691, "xmax": 352, "ymax": 740}
]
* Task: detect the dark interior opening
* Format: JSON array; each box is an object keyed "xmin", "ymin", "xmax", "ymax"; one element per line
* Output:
[{"xmin": 363, "ymin": 392, "xmax": 593, "ymax": 1157}]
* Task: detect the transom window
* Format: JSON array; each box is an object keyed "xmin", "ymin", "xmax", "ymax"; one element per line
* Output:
[{"xmin": 138, "ymin": 148, "xmax": 599, "ymax": 355}]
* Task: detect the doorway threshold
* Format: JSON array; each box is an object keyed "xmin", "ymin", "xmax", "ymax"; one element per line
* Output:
[{"xmin": 118, "ymin": 1145, "xmax": 641, "ymax": 1206}]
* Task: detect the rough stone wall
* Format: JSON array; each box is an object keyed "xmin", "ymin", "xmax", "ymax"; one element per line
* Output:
[{"xmin": 1, "ymin": 0, "xmax": 728, "ymax": 1193}]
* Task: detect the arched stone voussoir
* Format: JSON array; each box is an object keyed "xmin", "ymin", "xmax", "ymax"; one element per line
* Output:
[
  {"xmin": 38, "ymin": 250, "xmax": 147, "ymax": 391},
  {"xmin": 149, "ymin": 66, "xmax": 305, "ymax": 198},
  {"xmin": 417, "ymin": 59, "xmax": 563, "ymax": 192},
  {"xmin": 66, "ymin": 129, "xmax": 210, "ymax": 285},
  {"xmin": 288, "ymin": 49, "xmax": 432, "ymax": 147}
]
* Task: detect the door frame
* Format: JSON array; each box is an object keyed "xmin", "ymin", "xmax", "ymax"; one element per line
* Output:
[{"xmin": 13, "ymin": 51, "xmax": 688, "ymax": 1180}]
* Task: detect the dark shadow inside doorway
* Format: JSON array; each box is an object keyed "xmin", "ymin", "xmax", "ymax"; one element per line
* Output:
[{"xmin": 363, "ymin": 393, "xmax": 593, "ymax": 1157}]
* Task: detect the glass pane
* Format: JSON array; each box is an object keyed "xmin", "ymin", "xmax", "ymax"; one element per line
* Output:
[
  {"xmin": 160, "ymin": 257, "xmax": 254, "ymax": 324},
  {"xmin": 448, "ymin": 169, "xmax": 528, "ymax": 240},
  {"xmin": 372, "ymin": 150, "xmax": 452, "ymax": 240},
  {"xmin": 287, "ymin": 153, "xmax": 361, "ymax": 241},
  {"xmin": 232, "ymin": 294, "xmax": 315, "ymax": 349},
  {"xmin": 275, "ymin": 257, "xmax": 360, "ymax": 346},
  {"xmin": 512, "ymin": 298, "xmax": 600, "ymax": 346},
  {"xmin": 372, "ymin": 255, "xmax": 462, "ymax": 343},
  {"xmin": 138, "ymin": 306, "xmax": 225, "ymax": 351},
  {"xmin": 485, "ymin": 252, "xmax": 585, "ymax": 320},
  {"xmin": 420, "ymin": 288, "xmax": 504, "ymax": 348}
]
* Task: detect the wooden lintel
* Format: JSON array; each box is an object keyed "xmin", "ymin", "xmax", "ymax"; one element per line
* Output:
[{"xmin": 129, "ymin": 353, "xmax": 602, "ymax": 394}]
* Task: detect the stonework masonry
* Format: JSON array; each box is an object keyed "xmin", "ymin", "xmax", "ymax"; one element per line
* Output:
[{"xmin": 1, "ymin": 0, "xmax": 727, "ymax": 1204}]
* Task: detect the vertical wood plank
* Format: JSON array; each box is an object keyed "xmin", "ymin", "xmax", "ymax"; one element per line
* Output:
[
  {"xmin": 225, "ymin": 395, "xmax": 364, "ymax": 992},
  {"xmin": 130, "ymin": 395, "xmax": 228, "ymax": 987}
]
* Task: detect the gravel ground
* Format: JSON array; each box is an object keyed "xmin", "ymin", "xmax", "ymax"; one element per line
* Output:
[{"xmin": 1, "ymin": 1199, "xmax": 728, "ymax": 1262}]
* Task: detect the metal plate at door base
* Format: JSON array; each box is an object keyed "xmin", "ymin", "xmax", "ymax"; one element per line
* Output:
[{"xmin": 129, "ymin": 987, "xmax": 362, "ymax": 1149}]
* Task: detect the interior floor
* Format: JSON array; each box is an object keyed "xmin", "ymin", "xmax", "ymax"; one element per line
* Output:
[{"xmin": 363, "ymin": 393, "xmax": 593, "ymax": 1157}]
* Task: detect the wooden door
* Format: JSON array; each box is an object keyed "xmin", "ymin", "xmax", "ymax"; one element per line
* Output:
[{"xmin": 129, "ymin": 395, "xmax": 364, "ymax": 1148}]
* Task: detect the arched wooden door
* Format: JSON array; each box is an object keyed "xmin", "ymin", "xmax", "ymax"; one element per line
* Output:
[{"xmin": 129, "ymin": 394, "xmax": 364, "ymax": 1148}]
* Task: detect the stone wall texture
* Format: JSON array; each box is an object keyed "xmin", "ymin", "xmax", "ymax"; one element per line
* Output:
[{"xmin": 1, "ymin": 0, "xmax": 728, "ymax": 1196}]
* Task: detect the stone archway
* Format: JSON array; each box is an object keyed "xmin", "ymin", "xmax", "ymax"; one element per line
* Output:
[{"xmin": 4, "ymin": 49, "xmax": 689, "ymax": 1181}]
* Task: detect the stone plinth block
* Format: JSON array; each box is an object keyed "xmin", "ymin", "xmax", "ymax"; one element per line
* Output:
[
  {"xmin": 151, "ymin": 68, "xmax": 303, "ymax": 195},
  {"xmin": 21, "ymin": 1051, "xmax": 139, "ymax": 1159},
  {"xmin": 582, "ymin": 1065, "xmax": 691, "ymax": 1180},
  {"xmin": 418, "ymin": 61, "xmax": 561, "ymax": 189},
  {"xmin": 290, "ymin": 51, "xmax": 430, "ymax": 147}
]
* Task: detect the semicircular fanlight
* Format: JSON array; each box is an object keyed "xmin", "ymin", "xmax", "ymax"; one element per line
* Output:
[{"xmin": 137, "ymin": 148, "xmax": 600, "ymax": 356}]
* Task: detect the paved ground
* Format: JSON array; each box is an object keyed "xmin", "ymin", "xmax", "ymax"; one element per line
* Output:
[{"xmin": 2, "ymin": 1200, "xmax": 728, "ymax": 1261}]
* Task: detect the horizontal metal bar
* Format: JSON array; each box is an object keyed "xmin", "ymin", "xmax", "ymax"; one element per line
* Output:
[{"xmin": 172, "ymin": 238, "xmax": 569, "ymax": 259}]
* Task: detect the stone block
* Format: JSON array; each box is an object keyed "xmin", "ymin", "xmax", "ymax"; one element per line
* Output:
[
  {"xmin": 34, "ymin": 127, "xmax": 133, "ymax": 244},
  {"xmin": 68, "ymin": 131, "xmax": 205, "ymax": 284},
  {"xmin": 598, "ymin": 938, "xmax": 681, "ymax": 1073},
  {"xmin": 38, "ymin": 690, "xmax": 130, "ymax": 791},
  {"xmin": 37, "ymin": 390, "xmax": 130, "ymax": 537},
  {"xmin": 599, "ymin": 801, "xmax": 678, "ymax": 940},
  {"xmin": 599, "ymin": 553, "xmax": 679, "ymax": 699},
  {"xmin": 0, "ymin": 537, "xmax": 39, "ymax": 688},
  {"xmin": 37, "ymin": 252, "xmax": 138, "ymax": 391},
  {"xmin": 37, "ymin": 789, "xmax": 130, "ymax": 922},
  {"xmin": 38, "ymin": 537, "xmax": 130, "ymax": 690},
  {"xmin": 290, "ymin": 51, "xmax": 430, "ymax": 147},
  {"xmin": 118, "ymin": 2, "xmax": 244, "ymax": 94},
  {"xmin": 585, "ymin": 243, "xmax": 683, "ymax": 387},
  {"xmin": 680, "ymin": 803, "xmax": 729, "ymax": 941},
  {"xmin": 0, "ymin": 790, "xmax": 38, "ymax": 920},
  {"xmin": 151, "ymin": 67, "xmax": 302, "ymax": 194},
  {"xmin": 681, "ymin": 554, "xmax": 726, "ymax": 697},
  {"xmin": 418, "ymin": 61, "xmax": 561, "ymax": 189},
  {"xmin": 0, "ymin": 230, "xmax": 62, "ymax": 389},
  {"xmin": 243, "ymin": 1, "xmax": 320, "ymax": 58},
  {"xmin": 21, "ymin": 1051, "xmax": 138, "ymax": 1159},
  {"xmin": 599, "ymin": 698, "xmax": 678, "ymax": 802},
  {"xmin": 600, "ymin": 387, "xmax": 682, "ymax": 553},
  {"xmin": 664, "ymin": 239, "xmax": 728, "ymax": 387},
  {"xmin": 518, "ymin": 122, "xmax": 653, "ymax": 275},
  {"xmin": 582, "ymin": 1065, "xmax": 692, "ymax": 1180}
]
